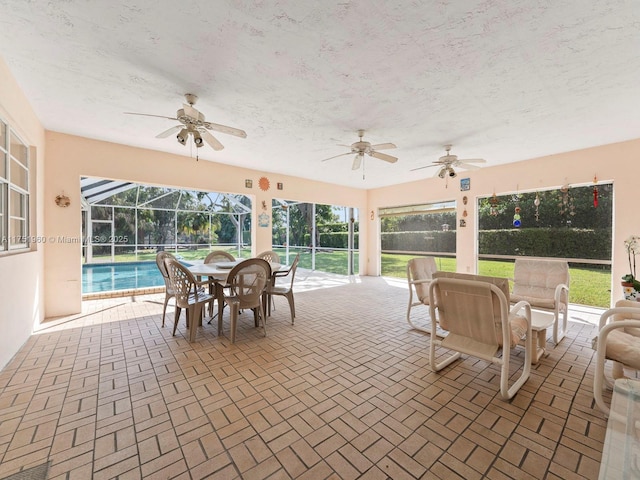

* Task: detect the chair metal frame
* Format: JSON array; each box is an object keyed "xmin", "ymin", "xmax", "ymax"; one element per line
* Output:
[{"xmin": 593, "ymin": 301, "xmax": 640, "ymax": 415}]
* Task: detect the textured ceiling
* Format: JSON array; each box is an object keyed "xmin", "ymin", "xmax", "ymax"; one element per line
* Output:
[{"xmin": 0, "ymin": 1, "xmax": 638, "ymax": 189}]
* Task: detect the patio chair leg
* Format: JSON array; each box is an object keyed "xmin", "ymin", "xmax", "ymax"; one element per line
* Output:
[{"xmin": 230, "ymin": 304, "xmax": 239, "ymax": 343}]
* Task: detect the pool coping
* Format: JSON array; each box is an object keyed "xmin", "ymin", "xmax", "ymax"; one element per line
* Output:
[{"xmin": 82, "ymin": 285, "xmax": 166, "ymax": 300}]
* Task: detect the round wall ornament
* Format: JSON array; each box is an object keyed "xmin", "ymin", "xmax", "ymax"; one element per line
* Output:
[
  {"xmin": 259, "ymin": 177, "xmax": 270, "ymax": 191},
  {"xmin": 55, "ymin": 194, "xmax": 71, "ymax": 207}
]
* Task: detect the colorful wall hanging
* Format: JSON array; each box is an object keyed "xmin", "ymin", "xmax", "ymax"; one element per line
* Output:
[
  {"xmin": 512, "ymin": 193, "xmax": 521, "ymax": 227},
  {"xmin": 489, "ymin": 193, "xmax": 499, "ymax": 216},
  {"xmin": 559, "ymin": 183, "xmax": 575, "ymax": 218}
]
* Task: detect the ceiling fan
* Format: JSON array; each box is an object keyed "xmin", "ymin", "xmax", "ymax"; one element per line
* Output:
[
  {"xmin": 411, "ymin": 145, "xmax": 486, "ymax": 178},
  {"xmin": 124, "ymin": 93, "xmax": 247, "ymax": 151},
  {"xmin": 321, "ymin": 129, "xmax": 398, "ymax": 171}
]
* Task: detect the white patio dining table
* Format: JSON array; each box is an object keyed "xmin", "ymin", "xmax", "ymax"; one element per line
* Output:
[{"xmin": 187, "ymin": 260, "xmax": 287, "ymax": 339}]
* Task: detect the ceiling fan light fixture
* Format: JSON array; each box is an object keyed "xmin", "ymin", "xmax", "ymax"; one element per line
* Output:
[
  {"xmin": 176, "ymin": 128, "xmax": 189, "ymax": 145},
  {"xmin": 448, "ymin": 166, "xmax": 457, "ymax": 178},
  {"xmin": 192, "ymin": 130, "xmax": 204, "ymax": 148},
  {"xmin": 438, "ymin": 167, "xmax": 446, "ymax": 179}
]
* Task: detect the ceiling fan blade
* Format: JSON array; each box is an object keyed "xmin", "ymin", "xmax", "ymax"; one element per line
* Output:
[
  {"xmin": 321, "ymin": 151, "xmax": 352, "ymax": 162},
  {"xmin": 352, "ymin": 154, "xmax": 362, "ymax": 170},
  {"xmin": 369, "ymin": 151, "xmax": 398, "ymax": 163},
  {"xmin": 204, "ymin": 122, "xmax": 247, "ymax": 138},
  {"xmin": 457, "ymin": 162, "xmax": 481, "ymax": 171},
  {"xmin": 155, "ymin": 125, "xmax": 182, "ymax": 138},
  {"xmin": 182, "ymin": 103, "xmax": 201, "ymax": 120},
  {"xmin": 459, "ymin": 158, "xmax": 486, "ymax": 164},
  {"xmin": 410, "ymin": 164, "xmax": 437, "ymax": 172},
  {"xmin": 370, "ymin": 142, "xmax": 396, "ymax": 151},
  {"xmin": 202, "ymin": 130, "xmax": 224, "ymax": 151},
  {"xmin": 124, "ymin": 112, "xmax": 179, "ymax": 121}
]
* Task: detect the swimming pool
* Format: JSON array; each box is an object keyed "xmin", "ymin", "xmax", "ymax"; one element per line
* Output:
[{"xmin": 82, "ymin": 261, "xmax": 189, "ymax": 294}]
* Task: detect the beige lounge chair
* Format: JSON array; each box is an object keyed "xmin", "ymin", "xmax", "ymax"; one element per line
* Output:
[
  {"xmin": 593, "ymin": 299, "xmax": 640, "ymax": 415},
  {"xmin": 222, "ymin": 258, "xmax": 271, "ymax": 343},
  {"xmin": 406, "ymin": 257, "xmax": 438, "ymax": 333},
  {"xmin": 510, "ymin": 258, "xmax": 570, "ymax": 344},
  {"xmin": 428, "ymin": 273, "xmax": 532, "ymax": 400}
]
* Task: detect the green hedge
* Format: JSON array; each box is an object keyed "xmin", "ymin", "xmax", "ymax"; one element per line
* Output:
[
  {"xmin": 296, "ymin": 233, "xmax": 360, "ymax": 249},
  {"xmin": 478, "ymin": 228, "xmax": 611, "ymax": 259},
  {"xmin": 319, "ymin": 232, "xmax": 359, "ymax": 249},
  {"xmin": 381, "ymin": 231, "xmax": 456, "ymax": 252},
  {"xmin": 380, "ymin": 228, "xmax": 611, "ymax": 259}
]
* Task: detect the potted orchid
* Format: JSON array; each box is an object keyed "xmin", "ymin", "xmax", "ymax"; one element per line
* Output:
[{"xmin": 622, "ymin": 235, "xmax": 640, "ymax": 298}]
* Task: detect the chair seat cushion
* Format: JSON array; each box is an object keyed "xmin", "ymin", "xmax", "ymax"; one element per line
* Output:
[
  {"xmin": 507, "ymin": 314, "xmax": 529, "ymax": 347},
  {"xmin": 606, "ymin": 329, "xmax": 640, "ymax": 370},
  {"xmin": 510, "ymin": 293, "xmax": 556, "ymax": 310}
]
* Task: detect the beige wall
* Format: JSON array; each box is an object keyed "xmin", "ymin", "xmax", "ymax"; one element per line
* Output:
[
  {"xmin": 367, "ymin": 139, "xmax": 640, "ymax": 301},
  {"xmin": 44, "ymin": 132, "xmax": 368, "ymax": 317},
  {"xmin": 0, "ymin": 58, "xmax": 46, "ymax": 369}
]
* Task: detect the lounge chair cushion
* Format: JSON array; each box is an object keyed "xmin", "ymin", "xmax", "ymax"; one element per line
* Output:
[
  {"xmin": 409, "ymin": 258, "xmax": 437, "ymax": 303},
  {"xmin": 612, "ymin": 299, "xmax": 640, "ymax": 337},
  {"xmin": 508, "ymin": 314, "xmax": 529, "ymax": 347},
  {"xmin": 605, "ymin": 329, "xmax": 640, "ymax": 370},
  {"xmin": 511, "ymin": 259, "xmax": 568, "ymax": 309},
  {"xmin": 509, "ymin": 294, "xmax": 556, "ymax": 310}
]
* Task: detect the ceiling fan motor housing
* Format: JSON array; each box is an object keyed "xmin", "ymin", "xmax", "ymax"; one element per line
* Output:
[
  {"xmin": 177, "ymin": 108, "xmax": 206, "ymax": 125},
  {"xmin": 352, "ymin": 141, "xmax": 371, "ymax": 153}
]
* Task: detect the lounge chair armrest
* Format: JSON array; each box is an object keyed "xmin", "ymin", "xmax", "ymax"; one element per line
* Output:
[
  {"xmin": 509, "ymin": 300, "xmax": 532, "ymax": 322},
  {"xmin": 554, "ymin": 283, "xmax": 569, "ymax": 301},
  {"xmin": 597, "ymin": 306, "xmax": 640, "ymax": 330},
  {"xmin": 410, "ymin": 278, "xmax": 432, "ymax": 285},
  {"xmin": 594, "ymin": 318, "xmax": 640, "ymax": 351}
]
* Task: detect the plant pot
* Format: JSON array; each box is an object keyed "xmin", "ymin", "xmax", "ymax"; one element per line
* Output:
[{"xmin": 622, "ymin": 282, "xmax": 640, "ymax": 301}]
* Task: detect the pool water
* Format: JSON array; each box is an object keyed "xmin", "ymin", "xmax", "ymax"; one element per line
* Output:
[{"xmin": 82, "ymin": 261, "xmax": 175, "ymax": 293}]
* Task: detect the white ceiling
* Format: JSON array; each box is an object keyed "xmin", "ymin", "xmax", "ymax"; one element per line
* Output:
[{"xmin": 0, "ymin": 1, "xmax": 638, "ymax": 189}]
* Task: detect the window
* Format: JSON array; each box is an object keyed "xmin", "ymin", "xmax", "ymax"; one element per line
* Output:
[
  {"xmin": 0, "ymin": 118, "xmax": 30, "ymax": 252},
  {"xmin": 477, "ymin": 184, "xmax": 613, "ymax": 307},
  {"xmin": 379, "ymin": 201, "xmax": 457, "ymax": 277},
  {"xmin": 272, "ymin": 200, "xmax": 359, "ymax": 275}
]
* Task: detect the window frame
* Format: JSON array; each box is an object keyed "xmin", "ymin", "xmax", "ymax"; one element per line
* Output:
[{"xmin": 0, "ymin": 116, "xmax": 31, "ymax": 253}]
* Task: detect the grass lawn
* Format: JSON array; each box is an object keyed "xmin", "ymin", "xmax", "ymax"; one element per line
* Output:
[{"xmin": 382, "ymin": 253, "xmax": 611, "ymax": 308}]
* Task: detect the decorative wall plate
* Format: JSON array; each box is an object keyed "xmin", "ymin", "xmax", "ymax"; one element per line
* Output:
[
  {"xmin": 259, "ymin": 176, "xmax": 270, "ymax": 191},
  {"xmin": 55, "ymin": 194, "xmax": 70, "ymax": 207}
]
